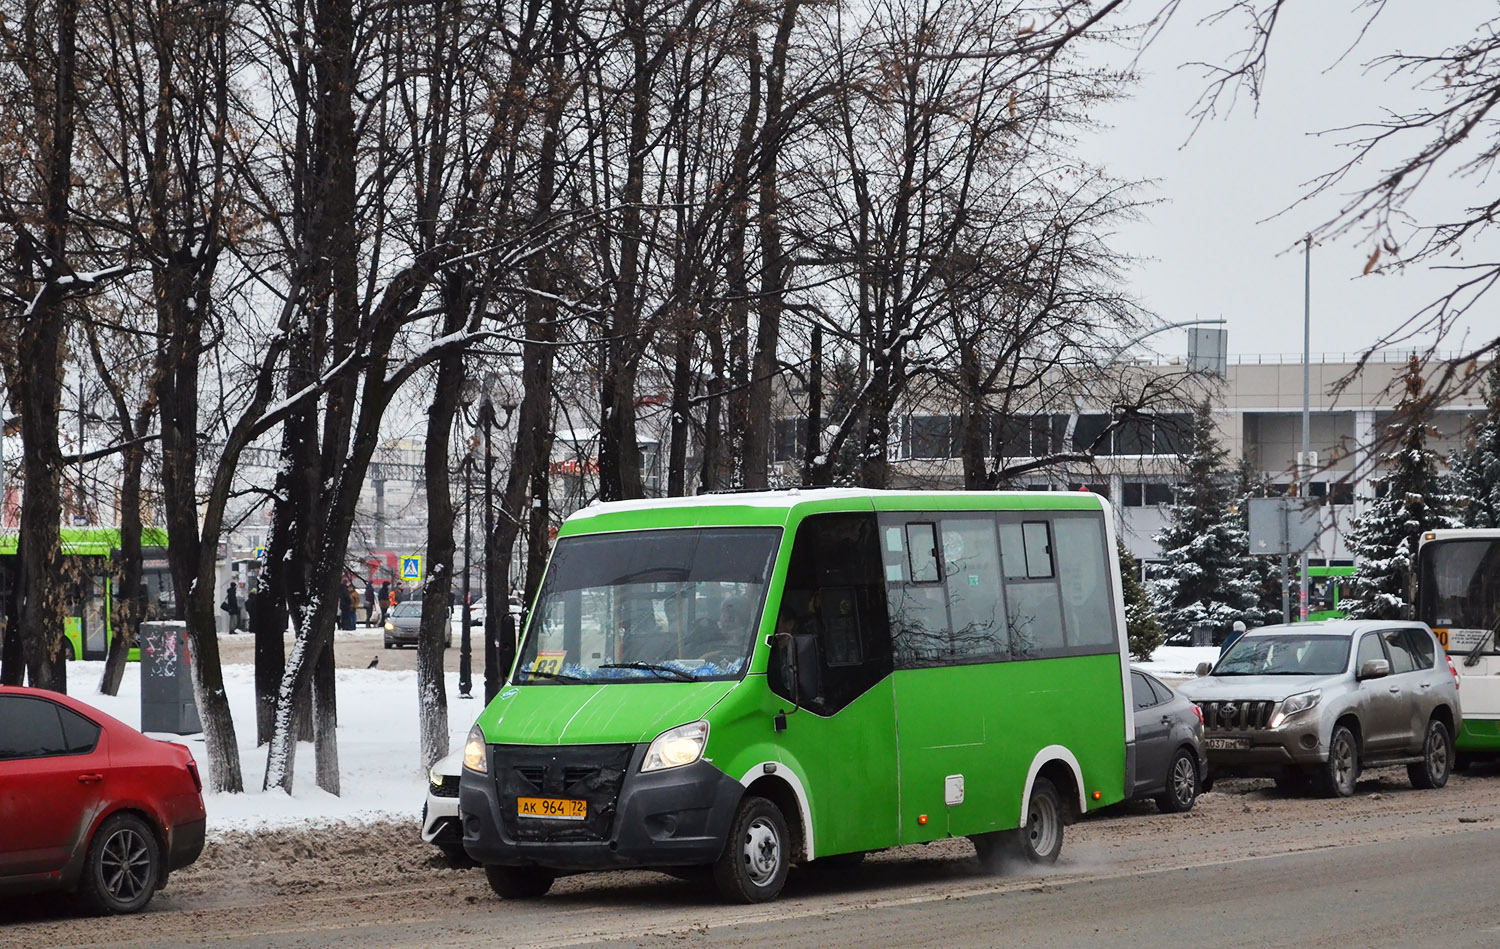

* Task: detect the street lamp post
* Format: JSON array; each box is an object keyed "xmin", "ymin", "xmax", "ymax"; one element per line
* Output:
[
  {"xmin": 480, "ymin": 398, "xmax": 500, "ymax": 704},
  {"xmin": 458, "ymin": 444, "xmax": 473, "ymax": 699}
]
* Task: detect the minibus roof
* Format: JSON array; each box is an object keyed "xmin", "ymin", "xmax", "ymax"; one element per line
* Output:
[{"xmin": 558, "ymin": 488, "xmax": 1108, "ymax": 537}]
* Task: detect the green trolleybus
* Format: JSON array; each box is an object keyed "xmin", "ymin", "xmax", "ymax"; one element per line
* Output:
[
  {"xmin": 459, "ymin": 490, "xmax": 1134, "ymax": 902},
  {"xmin": 1417, "ymin": 528, "xmax": 1500, "ymax": 758},
  {"xmin": 0, "ymin": 526, "xmax": 172, "ymax": 662}
]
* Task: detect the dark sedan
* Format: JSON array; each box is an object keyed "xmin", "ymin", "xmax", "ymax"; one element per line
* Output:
[
  {"xmin": 0, "ymin": 686, "xmax": 206, "ymax": 914},
  {"xmin": 1130, "ymin": 668, "xmax": 1207, "ymax": 812},
  {"xmin": 384, "ymin": 600, "xmax": 452, "ymax": 648}
]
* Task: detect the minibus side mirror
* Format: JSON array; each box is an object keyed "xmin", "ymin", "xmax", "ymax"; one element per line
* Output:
[{"xmin": 1195, "ymin": 661, "xmax": 1213, "ymax": 677}]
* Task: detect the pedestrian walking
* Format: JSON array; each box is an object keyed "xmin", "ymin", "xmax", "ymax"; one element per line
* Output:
[
  {"xmin": 364, "ymin": 579, "xmax": 377, "ymax": 626},
  {"xmin": 380, "ymin": 580, "xmax": 392, "ymax": 625},
  {"xmin": 220, "ymin": 583, "xmax": 241, "ymax": 634},
  {"xmin": 338, "ymin": 579, "xmax": 355, "ymax": 631}
]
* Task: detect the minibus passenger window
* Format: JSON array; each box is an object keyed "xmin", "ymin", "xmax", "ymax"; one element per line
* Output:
[
  {"xmin": 1052, "ymin": 515, "xmax": 1117, "ymax": 648},
  {"xmin": 1022, "ymin": 522, "xmax": 1054, "ymax": 579},
  {"xmin": 907, "ymin": 523, "xmax": 940, "ymax": 583},
  {"xmin": 941, "ymin": 517, "xmax": 1006, "ymax": 661}
]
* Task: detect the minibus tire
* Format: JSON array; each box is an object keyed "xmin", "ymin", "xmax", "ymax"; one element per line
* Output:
[
  {"xmin": 713, "ymin": 796, "xmax": 790, "ymax": 903},
  {"xmin": 484, "ymin": 865, "xmax": 554, "ymax": 899},
  {"xmin": 1016, "ymin": 777, "xmax": 1064, "ymax": 864}
]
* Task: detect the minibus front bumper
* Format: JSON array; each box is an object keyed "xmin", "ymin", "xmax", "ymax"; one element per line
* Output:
[{"xmin": 460, "ymin": 743, "xmax": 743, "ymax": 870}]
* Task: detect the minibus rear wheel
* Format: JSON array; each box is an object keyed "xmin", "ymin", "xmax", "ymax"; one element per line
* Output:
[
  {"xmin": 484, "ymin": 864, "xmax": 554, "ymax": 899},
  {"xmin": 713, "ymin": 795, "xmax": 790, "ymax": 903}
]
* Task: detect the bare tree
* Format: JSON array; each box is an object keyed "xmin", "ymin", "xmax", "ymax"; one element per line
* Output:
[{"xmin": 1184, "ymin": 1, "xmax": 1500, "ymax": 398}]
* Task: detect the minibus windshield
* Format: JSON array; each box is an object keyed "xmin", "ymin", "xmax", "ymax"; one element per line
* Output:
[{"xmin": 514, "ymin": 527, "xmax": 781, "ymax": 684}]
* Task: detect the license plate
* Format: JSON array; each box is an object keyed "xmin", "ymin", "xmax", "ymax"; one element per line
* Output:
[
  {"xmin": 1206, "ymin": 738, "xmax": 1252, "ymax": 751},
  {"xmin": 517, "ymin": 796, "xmax": 587, "ymax": 820}
]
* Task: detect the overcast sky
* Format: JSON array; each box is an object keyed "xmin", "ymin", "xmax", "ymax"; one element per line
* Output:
[{"xmin": 1083, "ymin": 2, "xmax": 1494, "ymax": 362}]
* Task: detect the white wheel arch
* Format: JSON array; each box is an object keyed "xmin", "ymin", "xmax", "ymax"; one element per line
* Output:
[
  {"xmin": 1019, "ymin": 745, "xmax": 1087, "ymax": 826},
  {"xmin": 736, "ymin": 762, "xmax": 817, "ymax": 861}
]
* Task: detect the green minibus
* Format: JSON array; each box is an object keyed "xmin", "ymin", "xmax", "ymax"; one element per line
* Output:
[{"xmin": 459, "ymin": 489, "xmax": 1133, "ymax": 902}]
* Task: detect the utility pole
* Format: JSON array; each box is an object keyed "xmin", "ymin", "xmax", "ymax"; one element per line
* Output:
[{"xmin": 1300, "ymin": 236, "xmax": 1313, "ymax": 621}]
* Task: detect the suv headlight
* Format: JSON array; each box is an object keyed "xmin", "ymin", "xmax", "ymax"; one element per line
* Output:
[
  {"xmin": 642, "ymin": 721, "xmax": 709, "ymax": 772},
  {"xmin": 463, "ymin": 724, "xmax": 488, "ymax": 772},
  {"xmin": 1268, "ymin": 689, "xmax": 1322, "ymax": 729}
]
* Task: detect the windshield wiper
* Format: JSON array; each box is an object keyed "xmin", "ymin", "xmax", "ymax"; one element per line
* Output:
[
  {"xmin": 599, "ymin": 661, "xmax": 699, "ymax": 682},
  {"xmin": 517, "ymin": 667, "xmax": 581, "ymax": 683}
]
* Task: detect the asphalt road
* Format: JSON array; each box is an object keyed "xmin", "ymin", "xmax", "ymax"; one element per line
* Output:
[{"xmin": 7, "ymin": 769, "xmax": 1500, "ymax": 948}]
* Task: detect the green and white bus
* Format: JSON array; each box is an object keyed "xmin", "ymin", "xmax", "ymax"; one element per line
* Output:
[
  {"xmin": 460, "ymin": 489, "xmax": 1132, "ymax": 902},
  {"xmin": 0, "ymin": 527, "xmax": 172, "ymax": 662},
  {"xmin": 1417, "ymin": 528, "xmax": 1500, "ymax": 758}
]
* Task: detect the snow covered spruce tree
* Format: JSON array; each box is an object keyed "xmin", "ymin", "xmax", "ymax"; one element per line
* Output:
[
  {"xmin": 1344, "ymin": 361, "xmax": 1464, "ymax": 619},
  {"xmin": 1149, "ymin": 401, "xmax": 1272, "ymax": 640},
  {"xmin": 1449, "ymin": 360, "xmax": 1500, "ymax": 528},
  {"xmin": 1119, "ymin": 541, "xmax": 1165, "ymax": 661}
]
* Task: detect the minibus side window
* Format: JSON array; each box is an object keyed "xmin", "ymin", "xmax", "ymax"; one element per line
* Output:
[
  {"xmin": 770, "ymin": 513, "xmax": 892, "ymax": 715},
  {"xmin": 1052, "ymin": 514, "xmax": 1118, "ymax": 649},
  {"xmin": 998, "ymin": 516, "xmax": 1065, "ymax": 657},
  {"xmin": 883, "ymin": 520, "xmax": 951, "ymax": 667},
  {"xmin": 942, "ymin": 517, "xmax": 1007, "ymax": 661}
]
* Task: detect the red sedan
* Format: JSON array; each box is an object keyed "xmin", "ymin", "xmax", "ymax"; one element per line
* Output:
[{"xmin": 0, "ymin": 685, "xmax": 206, "ymax": 914}]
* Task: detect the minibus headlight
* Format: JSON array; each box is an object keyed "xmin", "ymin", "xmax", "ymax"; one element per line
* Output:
[
  {"xmin": 1268, "ymin": 689, "xmax": 1321, "ymax": 729},
  {"xmin": 642, "ymin": 721, "xmax": 709, "ymax": 772},
  {"xmin": 463, "ymin": 724, "xmax": 488, "ymax": 772}
]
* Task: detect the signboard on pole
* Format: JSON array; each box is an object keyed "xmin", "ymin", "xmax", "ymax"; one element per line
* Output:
[
  {"xmin": 401, "ymin": 555, "xmax": 424, "ymax": 582},
  {"xmin": 1247, "ymin": 497, "xmax": 1321, "ymax": 555}
]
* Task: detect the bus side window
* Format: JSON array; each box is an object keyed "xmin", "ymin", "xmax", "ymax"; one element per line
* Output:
[
  {"xmin": 772, "ymin": 513, "xmax": 892, "ymax": 715},
  {"xmin": 998, "ymin": 517, "xmax": 1065, "ymax": 657},
  {"xmin": 883, "ymin": 518, "xmax": 951, "ymax": 668},
  {"xmin": 941, "ymin": 517, "xmax": 1006, "ymax": 661},
  {"xmin": 1052, "ymin": 515, "xmax": 1118, "ymax": 649}
]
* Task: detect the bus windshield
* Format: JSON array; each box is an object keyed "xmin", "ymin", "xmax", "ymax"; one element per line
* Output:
[
  {"xmin": 514, "ymin": 527, "xmax": 782, "ymax": 684},
  {"xmin": 1418, "ymin": 539, "xmax": 1500, "ymax": 650},
  {"xmin": 1213, "ymin": 634, "xmax": 1350, "ymax": 676}
]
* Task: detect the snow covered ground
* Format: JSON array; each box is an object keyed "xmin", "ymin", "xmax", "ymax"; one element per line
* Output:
[
  {"xmin": 1135, "ymin": 645, "xmax": 1222, "ymax": 680},
  {"xmin": 58, "ymin": 641, "xmax": 1223, "ymax": 838},
  {"xmin": 64, "ymin": 654, "xmax": 476, "ymax": 837}
]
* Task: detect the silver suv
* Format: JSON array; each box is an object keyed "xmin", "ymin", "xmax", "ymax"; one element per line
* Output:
[{"xmin": 1177, "ymin": 620, "xmax": 1461, "ymax": 797}]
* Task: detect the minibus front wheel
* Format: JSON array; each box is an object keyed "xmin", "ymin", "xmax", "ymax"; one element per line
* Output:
[
  {"xmin": 485, "ymin": 865, "xmax": 555, "ymax": 899},
  {"xmin": 713, "ymin": 795, "xmax": 790, "ymax": 903}
]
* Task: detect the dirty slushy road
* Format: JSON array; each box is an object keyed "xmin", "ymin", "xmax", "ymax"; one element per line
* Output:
[{"xmin": 5, "ymin": 768, "xmax": 1500, "ymax": 948}]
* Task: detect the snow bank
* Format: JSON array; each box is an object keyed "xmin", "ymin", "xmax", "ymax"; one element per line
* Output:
[
  {"xmin": 1135, "ymin": 645, "xmax": 1222, "ymax": 680},
  {"xmin": 64, "ymin": 658, "xmax": 477, "ymax": 837}
]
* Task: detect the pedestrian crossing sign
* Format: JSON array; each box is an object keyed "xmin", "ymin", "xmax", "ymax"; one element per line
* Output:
[{"xmin": 401, "ymin": 556, "xmax": 423, "ymax": 582}]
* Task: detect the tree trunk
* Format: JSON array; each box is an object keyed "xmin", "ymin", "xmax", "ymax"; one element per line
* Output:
[
  {"xmin": 597, "ymin": 0, "xmax": 652, "ymax": 502},
  {"xmin": 249, "ymin": 580, "xmax": 284, "ymax": 745},
  {"xmin": 99, "ymin": 436, "xmax": 147, "ymax": 696},
  {"xmin": 312, "ymin": 634, "xmax": 338, "ymax": 793},
  {"xmin": 667, "ymin": 325, "xmax": 692, "ymax": 497},
  {"xmin": 699, "ymin": 326, "xmax": 727, "ymax": 492},
  {"xmin": 417, "ymin": 292, "xmax": 465, "ymax": 769},
  {"xmin": 15, "ymin": 316, "xmax": 68, "ymax": 692}
]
